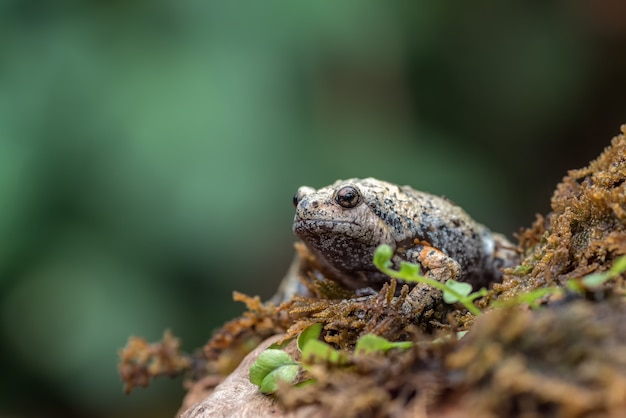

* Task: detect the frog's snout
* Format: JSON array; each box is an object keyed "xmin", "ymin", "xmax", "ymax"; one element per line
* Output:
[
  {"xmin": 293, "ymin": 197, "xmax": 322, "ymax": 225},
  {"xmin": 298, "ymin": 198, "xmax": 320, "ymax": 210}
]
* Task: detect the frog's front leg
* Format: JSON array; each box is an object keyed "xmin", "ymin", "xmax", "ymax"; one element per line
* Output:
[
  {"xmin": 404, "ymin": 241, "xmax": 461, "ymax": 283},
  {"xmin": 401, "ymin": 241, "xmax": 461, "ymax": 317}
]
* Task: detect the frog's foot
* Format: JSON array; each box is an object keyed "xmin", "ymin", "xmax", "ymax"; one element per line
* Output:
[
  {"xmin": 401, "ymin": 244, "xmax": 462, "ymax": 319},
  {"xmin": 402, "ymin": 282, "xmax": 440, "ymax": 315},
  {"xmin": 405, "ymin": 242, "xmax": 461, "ymax": 283}
]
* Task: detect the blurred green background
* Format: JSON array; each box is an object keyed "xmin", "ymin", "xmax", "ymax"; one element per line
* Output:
[{"xmin": 1, "ymin": 1, "xmax": 625, "ymax": 417}]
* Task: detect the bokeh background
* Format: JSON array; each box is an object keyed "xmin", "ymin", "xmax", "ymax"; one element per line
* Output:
[{"xmin": 1, "ymin": 1, "xmax": 625, "ymax": 417}]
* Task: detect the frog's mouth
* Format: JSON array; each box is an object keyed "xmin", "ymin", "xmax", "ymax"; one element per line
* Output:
[{"xmin": 294, "ymin": 219, "xmax": 361, "ymax": 230}]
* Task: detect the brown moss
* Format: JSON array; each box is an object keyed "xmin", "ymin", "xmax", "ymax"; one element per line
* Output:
[
  {"xmin": 118, "ymin": 330, "xmax": 191, "ymax": 394},
  {"xmin": 203, "ymin": 292, "xmax": 292, "ymax": 375},
  {"xmin": 495, "ymin": 124, "xmax": 626, "ymax": 300},
  {"xmin": 275, "ymin": 298, "xmax": 626, "ymax": 418},
  {"xmin": 204, "ymin": 241, "xmax": 459, "ymax": 362},
  {"xmin": 279, "ymin": 337, "xmax": 449, "ymax": 418},
  {"xmin": 446, "ymin": 300, "xmax": 626, "ymax": 417}
]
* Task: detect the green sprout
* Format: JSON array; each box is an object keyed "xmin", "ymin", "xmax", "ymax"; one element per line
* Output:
[
  {"xmin": 568, "ymin": 255, "xmax": 626, "ymax": 292},
  {"xmin": 494, "ymin": 255, "xmax": 626, "ymax": 308},
  {"xmin": 298, "ymin": 323, "xmax": 349, "ymax": 367},
  {"xmin": 249, "ymin": 323, "xmax": 342, "ymax": 394},
  {"xmin": 354, "ymin": 334, "xmax": 412, "ymax": 355},
  {"xmin": 373, "ymin": 244, "xmax": 487, "ymax": 315},
  {"xmin": 250, "ymin": 324, "xmax": 412, "ymax": 394},
  {"xmin": 491, "ymin": 286, "xmax": 562, "ymax": 309},
  {"xmin": 249, "ymin": 349, "xmax": 300, "ymax": 394}
]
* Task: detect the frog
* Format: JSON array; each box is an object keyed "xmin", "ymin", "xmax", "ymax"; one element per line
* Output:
[{"xmin": 282, "ymin": 177, "xmax": 517, "ymax": 300}]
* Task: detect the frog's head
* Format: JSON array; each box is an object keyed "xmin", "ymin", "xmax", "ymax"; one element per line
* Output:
[{"xmin": 292, "ymin": 178, "xmax": 399, "ymax": 282}]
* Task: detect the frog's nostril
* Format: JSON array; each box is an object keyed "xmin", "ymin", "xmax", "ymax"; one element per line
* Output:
[{"xmin": 311, "ymin": 201, "xmax": 319, "ymax": 209}]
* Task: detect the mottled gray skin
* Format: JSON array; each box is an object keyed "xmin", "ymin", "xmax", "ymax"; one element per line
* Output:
[{"xmin": 293, "ymin": 178, "xmax": 513, "ymax": 291}]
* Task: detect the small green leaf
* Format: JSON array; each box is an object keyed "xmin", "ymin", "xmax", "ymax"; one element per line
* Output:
[
  {"xmin": 467, "ymin": 287, "xmax": 488, "ymax": 301},
  {"xmin": 492, "ymin": 287, "xmax": 560, "ymax": 309},
  {"xmin": 355, "ymin": 334, "xmax": 412, "ymax": 355},
  {"xmin": 456, "ymin": 330, "xmax": 468, "ymax": 340},
  {"xmin": 249, "ymin": 349, "xmax": 300, "ymax": 393},
  {"xmin": 609, "ymin": 256, "xmax": 626, "ymax": 275},
  {"xmin": 523, "ymin": 287, "xmax": 556, "ymax": 306},
  {"xmin": 373, "ymin": 244, "xmax": 393, "ymax": 270},
  {"xmin": 259, "ymin": 364, "xmax": 300, "ymax": 394},
  {"xmin": 294, "ymin": 378, "xmax": 317, "ymax": 388},
  {"xmin": 297, "ymin": 323, "xmax": 322, "ymax": 352},
  {"xmin": 578, "ymin": 256, "xmax": 626, "ymax": 289},
  {"xmin": 580, "ymin": 272, "xmax": 609, "ymax": 288},
  {"xmin": 566, "ymin": 279, "xmax": 584, "ymax": 293},
  {"xmin": 512, "ymin": 264, "xmax": 533, "ymax": 275},
  {"xmin": 398, "ymin": 262, "xmax": 421, "ymax": 279},
  {"xmin": 442, "ymin": 279, "xmax": 472, "ymax": 303},
  {"xmin": 301, "ymin": 340, "xmax": 348, "ymax": 366}
]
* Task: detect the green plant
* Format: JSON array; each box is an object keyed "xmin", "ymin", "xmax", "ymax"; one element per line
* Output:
[
  {"xmin": 494, "ymin": 255, "xmax": 626, "ymax": 308},
  {"xmin": 249, "ymin": 348, "xmax": 300, "ymax": 394},
  {"xmin": 373, "ymin": 244, "xmax": 487, "ymax": 315},
  {"xmin": 249, "ymin": 250, "xmax": 626, "ymax": 394},
  {"xmin": 568, "ymin": 255, "xmax": 626, "ymax": 291},
  {"xmin": 249, "ymin": 323, "xmax": 413, "ymax": 394}
]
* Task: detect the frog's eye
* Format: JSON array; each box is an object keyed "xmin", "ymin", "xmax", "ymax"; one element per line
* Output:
[
  {"xmin": 335, "ymin": 185, "xmax": 362, "ymax": 208},
  {"xmin": 293, "ymin": 193, "xmax": 300, "ymax": 207}
]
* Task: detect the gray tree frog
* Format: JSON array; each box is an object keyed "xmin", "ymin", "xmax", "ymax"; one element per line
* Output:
[{"xmin": 288, "ymin": 178, "xmax": 516, "ymax": 297}]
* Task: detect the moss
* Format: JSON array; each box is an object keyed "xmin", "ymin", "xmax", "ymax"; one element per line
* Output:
[
  {"xmin": 118, "ymin": 330, "xmax": 191, "ymax": 394},
  {"xmin": 445, "ymin": 300, "xmax": 626, "ymax": 417},
  {"xmin": 495, "ymin": 124, "xmax": 626, "ymax": 301}
]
